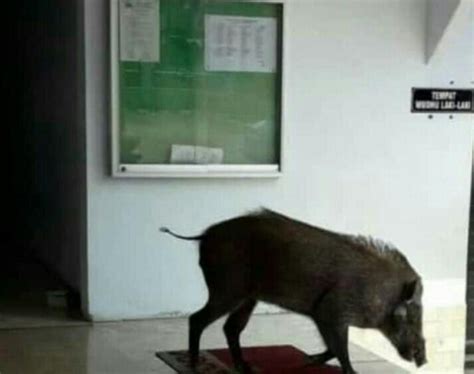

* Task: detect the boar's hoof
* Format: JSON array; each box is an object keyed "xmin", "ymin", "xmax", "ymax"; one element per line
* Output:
[
  {"xmin": 305, "ymin": 350, "xmax": 334, "ymax": 365},
  {"xmin": 235, "ymin": 361, "xmax": 255, "ymax": 374}
]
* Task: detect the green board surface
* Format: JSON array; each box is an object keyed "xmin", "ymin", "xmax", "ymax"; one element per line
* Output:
[{"xmin": 119, "ymin": 0, "xmax": 282, "ymax": 165}]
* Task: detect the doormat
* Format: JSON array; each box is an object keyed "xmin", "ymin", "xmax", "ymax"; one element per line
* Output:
[{"xmin": 156, "ymin": 345, "xmax": 342, "ymax": 373}]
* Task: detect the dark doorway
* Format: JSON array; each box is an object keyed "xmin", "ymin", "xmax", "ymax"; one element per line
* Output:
[{"xmin": 1, "ymin": 0, "xmax": 86, "ymax": 328}]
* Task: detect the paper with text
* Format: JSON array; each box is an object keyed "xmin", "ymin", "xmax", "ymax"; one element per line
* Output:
[
  {"xmin": 205, "ymin": 15, "xmax": 277, "ymax": 73},
  {"xmin": 119, "ymin": 0, "xmax": 160, "ymax": 62}
]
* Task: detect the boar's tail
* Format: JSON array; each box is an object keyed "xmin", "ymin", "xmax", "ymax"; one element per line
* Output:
[{"xmin": 159, "ymin": 227, "xmax": 204, "ymax": 241}]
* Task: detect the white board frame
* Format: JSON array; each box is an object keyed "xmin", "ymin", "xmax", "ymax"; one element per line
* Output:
[{"xmin": 110, "ymin": 0, "xmax": 286, "ymax": 178}]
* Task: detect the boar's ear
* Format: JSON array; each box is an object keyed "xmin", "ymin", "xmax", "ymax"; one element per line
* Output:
[
  {"xmin": 402, "ymin": 279, "xmax": 423, "ymax": 304},
  {"xmin": 394, "ymin": 279, "xmax": 422, "ymax": 321}
]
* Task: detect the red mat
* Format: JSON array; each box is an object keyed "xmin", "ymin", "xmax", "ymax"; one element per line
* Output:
[{"xmin": 156, "ymin": 345, "xmax": 342, "ymax": 373}]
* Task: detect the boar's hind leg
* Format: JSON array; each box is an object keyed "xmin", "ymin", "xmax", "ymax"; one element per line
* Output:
[
  {"xmin": 224, "ymin": 299, "xmax": 257, "ymax": 373},
  {"xmin": 316, "ymin": 324, "xmax": 357, "ymax": 374},
  {"xmin": 189, "ymin": 300, "xmax": 234, "ymax": 368}
]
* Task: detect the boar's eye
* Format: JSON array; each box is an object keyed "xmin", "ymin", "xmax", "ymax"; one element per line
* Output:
[{"xmin": 393, "ymin": 304, "xmax": 407, "ymax": 321}]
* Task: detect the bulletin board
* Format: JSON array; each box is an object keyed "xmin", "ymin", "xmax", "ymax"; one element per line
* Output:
[{"xmin": 110, "ymin": 0, "xmax": 284, "ymax": 177}]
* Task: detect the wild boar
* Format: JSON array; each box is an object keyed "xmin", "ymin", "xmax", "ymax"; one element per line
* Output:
[{"xmin": 160, "ymin": 209, "xmax": 426, "ymax": 374}]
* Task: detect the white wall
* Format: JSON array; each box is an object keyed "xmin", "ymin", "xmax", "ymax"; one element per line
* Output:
[
  {"xmin": 84, "ymin": 0, "xmax": 473, "ymax": 321},
  {"xmin": 426, "ymin": 0, "xmax": 461, "ymax": 61},
  {"xmin": 426, "ymin": 0, "xmax": 473, "ymax": 64}
]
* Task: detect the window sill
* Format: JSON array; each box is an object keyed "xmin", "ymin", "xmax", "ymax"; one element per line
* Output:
[{"xmin": 112, "ymin": 164, "xmax": 281, "ymax": 178}]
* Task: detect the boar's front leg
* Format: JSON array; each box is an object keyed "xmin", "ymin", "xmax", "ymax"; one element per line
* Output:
[
  {"xmin": 315, "ymin": 323, "xmax": 357, "ymax": 374},
  {"xmin": 224, "ymin": 299, "xmax": 257, "ymax": 373}
]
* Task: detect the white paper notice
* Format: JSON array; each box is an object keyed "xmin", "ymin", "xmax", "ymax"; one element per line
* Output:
[
  {"xmin": 170, "ymin": 145, "xmax": 224, "ymax": 164},
  {"xmin": 119, "ymin": 0, "xmax": 160, "ymax": 62},
  {"xmin": 170, "ymin": 145, "xmax": 195, "ymax": 164},
  {"xmin": 205, "ymin": 15, "xmax": 277, "ymax": 73},
  {"xmin": 195, "ymin": 146, "xmax": 224, "ymax": 164}
]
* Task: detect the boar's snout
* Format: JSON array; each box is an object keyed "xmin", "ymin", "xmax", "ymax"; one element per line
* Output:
[
  {"xmin": 397, "ymin": 337, "xmax": 426, "ymax": 367},
  {"xmin": 382, "ymin": 279, "xmax": 427, "ymax": 367},
  {"xmin": 412, "ymin": 334, "xmax": 427, "ymax": 367},
  {"xmin": 414, "ymin": 345, "xmax": 427, "ymax": 367}
]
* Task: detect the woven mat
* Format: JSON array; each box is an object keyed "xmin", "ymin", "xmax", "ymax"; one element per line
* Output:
[{"xmin": 156, "ymin": 345, "xmax": 342, "ymax": 373}]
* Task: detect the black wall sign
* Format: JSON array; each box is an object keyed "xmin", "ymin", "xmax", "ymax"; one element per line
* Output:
[{"xmin": 412, "ymin": 88, "xmax": 473, "ymax": 113}]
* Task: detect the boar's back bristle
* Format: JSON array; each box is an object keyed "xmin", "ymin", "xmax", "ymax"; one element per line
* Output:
[
  {"xmin": 246, "ymin": 208, "xmax": 414, "ymax": 271},
  {"xmin": 344, "ymin": 235, "xmax": 412, "ymax": 269}
]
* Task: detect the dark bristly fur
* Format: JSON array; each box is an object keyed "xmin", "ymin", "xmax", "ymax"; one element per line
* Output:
[{"xmin": 161, "ymin": 209, "xmax": 427, "ymax": 374}]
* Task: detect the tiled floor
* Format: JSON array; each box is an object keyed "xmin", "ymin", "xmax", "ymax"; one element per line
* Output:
[
  {"xmin": 0, "ymin": 305, "xmax": 87, "ymax": 330},
  {"xmin": 0, "ymin": 250, "xmax": 84, "ymax": 330},
  {"xmin": 0, "ymin": 313, "xmax": 408, "ymax": 374}
]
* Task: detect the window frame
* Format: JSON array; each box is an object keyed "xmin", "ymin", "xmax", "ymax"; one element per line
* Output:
[{"xmin": 110, "ymin": 0, "xmax": 286, "ymax": 178}]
